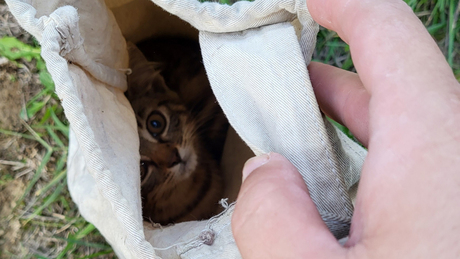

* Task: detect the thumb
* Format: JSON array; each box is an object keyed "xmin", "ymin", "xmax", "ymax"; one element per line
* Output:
[{"xmin": 232, "ymin": 153, "xmax": 345, "ymax": 259}]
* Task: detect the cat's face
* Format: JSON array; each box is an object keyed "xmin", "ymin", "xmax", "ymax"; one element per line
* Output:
[
  {"xmin": 126, "ymin": 40, "xmax": 227, "ymax": 224},
  {"xmin": 130, "ymin": 92, "xmax": 199, "ymax": 191},
  {"xmin": 126, "ymin": 42, "xmax": 203, "ymax": 193}
]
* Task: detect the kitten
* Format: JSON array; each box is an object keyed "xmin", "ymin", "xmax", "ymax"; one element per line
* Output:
[{"xmin": 126, "ymin": 38, "xmax": 228, "ymax": 225}]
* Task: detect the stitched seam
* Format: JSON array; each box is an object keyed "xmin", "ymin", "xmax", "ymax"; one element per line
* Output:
[{"xmin": 305, "ymin": 100, "xmax": 351, "ymax": 215}]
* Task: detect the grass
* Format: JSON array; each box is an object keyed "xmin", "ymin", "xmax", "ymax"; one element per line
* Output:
[
  {"xmin": 313, "ymin": 0, "xmax": 460, "ymax": 77},
  {"xmin": 0, "ymin": 0, "xmax": 458, "ymax": 258},
  {"xmin": 0, "ymin": 36, "xmax": 114, "ymax": 257},
  {"xmin": 314, "ymin": 0, "xmax": 460, "ymax": 141}
]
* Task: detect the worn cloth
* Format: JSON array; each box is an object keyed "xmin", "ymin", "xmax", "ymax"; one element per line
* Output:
[{"xmin": 5, "ymin": 0, "xmax": 367, "ymax": 258}]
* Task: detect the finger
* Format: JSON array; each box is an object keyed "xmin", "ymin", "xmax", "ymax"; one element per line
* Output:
[
  {"xmin": 309, "ymin": 62, "xmax": 370, "ymax": 146},
  {"xmin": 307, "ymin": 0, "xmax": 460, "ymax": 251},
  {"xmin": 232, "ymin": 153, "xmax": 345, "ymax": 259},
  {"xmin": 307, "ymin": 0, "xmax": 456, "ymax": 92},
  {"xmin": 307, "ymin": 0, "xmax": 460, "ymax": 182},
  {"xmin": 307, "ymin": 0, "xmax": 459, "ymax": 145}
]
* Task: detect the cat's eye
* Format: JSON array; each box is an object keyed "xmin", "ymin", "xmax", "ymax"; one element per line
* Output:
[{"xmin": 146, "ymin": 111, "xmax": 167, "ymax": 138}]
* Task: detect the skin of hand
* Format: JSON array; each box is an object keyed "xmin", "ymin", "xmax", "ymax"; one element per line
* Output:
[{"xmin": 231, "ymin": 0, "xmax": 460, "ymax": 258}]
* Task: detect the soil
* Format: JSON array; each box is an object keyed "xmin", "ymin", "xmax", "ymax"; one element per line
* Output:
[
  {"xmin": 0, "ymin": 179, "xmax": 24, "ymax": 257},
  {"xmin": 0, "ymin": 4, "xmax": 38, "ymax": 131}
]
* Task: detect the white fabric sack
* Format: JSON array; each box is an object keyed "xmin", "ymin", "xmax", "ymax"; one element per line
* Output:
[{"xmin": 5, "ymin": 0, "xmax": 367, "ymax": 258}]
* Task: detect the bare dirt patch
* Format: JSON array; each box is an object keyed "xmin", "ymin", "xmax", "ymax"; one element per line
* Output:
[{"xmin": 0, "ymin": 179, "xmax": 24, "ymax": 256}]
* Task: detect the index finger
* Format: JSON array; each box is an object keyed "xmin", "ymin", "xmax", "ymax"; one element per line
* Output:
[
  {"xmin": 307, "ymin": 0, "xmax": 456, "ymax": 94},
  {"xmin": 307, "ymin": 0, "xmax": 460, "ymax": 250},
  {"xmin": 306, "ymin": 0, "xmax": 460, "ymax": 147}
]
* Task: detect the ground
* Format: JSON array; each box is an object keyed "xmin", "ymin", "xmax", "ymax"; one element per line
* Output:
[
  {"xmin": 0, "ymin": 4, "xmax": 114, "ymax": 259},
  {"xmin": 0, "ymin": 5, "xmax": 45, "ymax": 257}
]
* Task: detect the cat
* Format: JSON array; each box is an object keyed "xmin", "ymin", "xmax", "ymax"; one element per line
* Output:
[{"xmin": 125, "ymin": 38, "xmax": 229, "ymax": 225}]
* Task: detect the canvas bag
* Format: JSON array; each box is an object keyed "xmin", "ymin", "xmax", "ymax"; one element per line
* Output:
[{"xmin": 5, "ymin": 0, "xmax": 367, "ymax": 258}]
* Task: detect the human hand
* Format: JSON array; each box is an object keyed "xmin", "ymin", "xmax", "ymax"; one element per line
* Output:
[{"xmin": 232, "ymin": 0, "xmax": 460, "ymax": 258}]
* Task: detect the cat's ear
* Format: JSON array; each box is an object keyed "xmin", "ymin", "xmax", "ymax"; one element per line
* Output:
[
  {"xmin": 126, "ymin": 42, "xmax": 168, "ymax": 98},
  {"xmin": 128, "ymin": 42, "xmax": 151, "ymax": 69}
]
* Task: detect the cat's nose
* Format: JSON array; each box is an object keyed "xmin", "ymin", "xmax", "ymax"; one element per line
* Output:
[{"xmin": 168, "ymin": 148, "xmax": 182, "ymax": 168}]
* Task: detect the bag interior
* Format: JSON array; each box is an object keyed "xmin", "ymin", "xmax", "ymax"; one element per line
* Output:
[{"xmin": 109, "ymin": 0, "xmax": 254, "ymax": 214}]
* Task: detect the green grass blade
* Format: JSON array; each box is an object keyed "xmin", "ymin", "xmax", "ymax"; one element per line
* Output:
[
  {"xmin": 38, "ymin": 70, "xmax": 55, "ymax": 92},
  {"xmin": 50, "ymin": 109, "xmax": 69, "ymax": 137},
  {"xmin": 25, "ymin": 98, "xmax": 50, "ymax": 119},
  {"xmin": 0, "ymin": 128, "xmax": 35, "ymax": 140},
  {"xmin": 21, "ymin": 120, "xmax": 53, "ymax": 150},
  {"xmin": 427, "ymin": 22, "xmax": 447, "ymax": 34},
  {"xmin": 55, "ymin": 224, "xmax": 98, "ymax": 259},
  {"xmin": 37, "ymin": 107, "xmax": 54, "ymax": 125},
  {"xmin": 55, "ymin": 243, "xmax": 76, "ymax": 259},
  {"xmin": 53, "ymin": 237, "xmax": 111, "ymax": 250},
  {"xmin": 54, "ymin": 154, "xmax": 67, "ymax": 175},
  {"xmin": 341, "ymin": 55, "xmax": 354, "ymax": 70},
  {"xmin": 0, "ymin": 36, "xmax": 41, "ymax": 61},
  {"xmin": 75, "ymin": 224, "xmax": 97, "ymax": 239},
  {"xmin": 14, "ymin": 149, "xmax": 53, "ymax": 210},
  {"xmin": 35, "ymin": 169, "xmax": 66, "ymax": 196},
  {"xmin": 447, "ymin": 0, "xmax": 456, "ymax": 66},
  {"xmin": 45, "ymin": 126, "xmax": 66, "ymax": 148},
  {"xmin": 24, "ymin": 180, "xmax": 66, "ymax": 224}
]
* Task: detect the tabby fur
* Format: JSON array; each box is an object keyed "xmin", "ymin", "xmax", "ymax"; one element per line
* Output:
[{"xmin": 126, "ymin": 38, "xmax": 228, "ymax": 225}]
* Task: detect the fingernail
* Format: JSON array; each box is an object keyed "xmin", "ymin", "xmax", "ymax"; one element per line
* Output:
[{"xmin": 242, "ymin": 153, "xmax": 270, "ymax": 182}]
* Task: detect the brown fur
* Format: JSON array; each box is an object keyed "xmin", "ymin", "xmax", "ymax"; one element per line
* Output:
[{"xmin": 126, "ymin": 38, "xmax": 228, "ymax": 224}]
